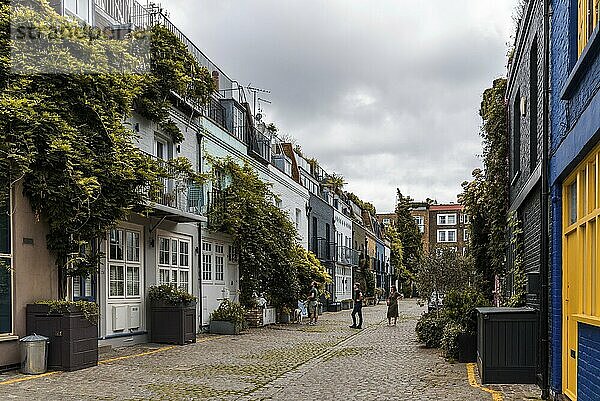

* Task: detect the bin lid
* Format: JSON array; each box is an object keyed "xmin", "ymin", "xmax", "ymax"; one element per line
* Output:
[
  {"xmin": 20, "ymin": 334, "xmax": 49, "ymax": 342},
  {"xmin": 476, "ymin": 307, "xmax": 535, "ymax": 314}
]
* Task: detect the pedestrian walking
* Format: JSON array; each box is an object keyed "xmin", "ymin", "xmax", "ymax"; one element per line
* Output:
[
  {"xmin": 350, "ymin": 282, "xmax": 363, "ymax": 329},
  {"xmin": 387, "ymin": 285, "xmax": 401, "ymax": 326},
  {"xmin": 307, "ymin": 281, "xmax": 319, "ymax": 325}
]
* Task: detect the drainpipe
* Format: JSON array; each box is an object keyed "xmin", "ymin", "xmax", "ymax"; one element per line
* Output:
[
  {"xmin": 540, "ymin": 0, "xmax": 550, "ymax": 398},
  {"xmin": 197, "ymin": 131, "xmax": 204, "ymax": 332}
]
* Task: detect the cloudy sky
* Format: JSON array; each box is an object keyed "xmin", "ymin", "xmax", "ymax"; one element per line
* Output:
[{"xmin": 162, "ymin": 0, "xmax": 515, "ymax": 212}]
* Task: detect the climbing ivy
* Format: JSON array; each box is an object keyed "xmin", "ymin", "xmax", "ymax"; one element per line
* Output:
[
  {"xmin": 505, "ymin": 212, "xmax": 526, "ymax": 307},
  {"xmin": 1, "ymin": 0, "xmax": 213, "ymax": 297},
  {"xmin": 207, "ymin": 157, "xmax": 331, "ymax": 309}
]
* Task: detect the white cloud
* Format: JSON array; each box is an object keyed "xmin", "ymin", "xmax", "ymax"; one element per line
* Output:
[{"xmin": 161, "ymin": 0, "xmax": 515, "ymax": 211}]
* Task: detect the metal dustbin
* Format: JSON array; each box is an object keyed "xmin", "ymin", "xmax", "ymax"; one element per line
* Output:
[{"xmin": 20, "ymin": 334, "xmax": 49, "ymax": 375}]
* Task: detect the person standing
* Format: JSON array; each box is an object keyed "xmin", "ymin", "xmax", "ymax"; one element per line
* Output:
[
  {"xmin": 387, "ymin": 285, "xmax": 401, "ymax": 326},
  {"xmin": 350, "ymin": 282, "xmax": 363, "ymax": 329},
  {"xmin": 307, "ymin": 281, "xmax": 319, "ymax": 326}
]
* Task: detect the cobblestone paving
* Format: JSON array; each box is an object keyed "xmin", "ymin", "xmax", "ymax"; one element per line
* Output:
[{"xmin": 0, "ymin": 300, "xmax": 542, "ymax": 400}]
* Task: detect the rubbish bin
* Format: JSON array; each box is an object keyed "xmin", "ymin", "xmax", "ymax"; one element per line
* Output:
[{"xmin": 20, "ymin": 334, "xmax": 49, "ymax": 375}]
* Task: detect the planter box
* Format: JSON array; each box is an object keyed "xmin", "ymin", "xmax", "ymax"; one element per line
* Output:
[
  {"xmin": 209, "ymin": 321, "xmax": 242, "ymax": 335},
  {"xmin": 341, "ymin": 300, "xmax": 353, "ymax": 310},
  {"xmin": 278, "ymin": 313, "xmax": 291, "ymax": 324},
  {"xmin": 458, "ymin": 333, "xmax": 477, "ymax": 363},
  {"xmin": 150, "ymin": 301, "xmax": 196, "ymax": 345},
  {"xmin": 328, "ymin": 303, "xmax": 341, "ymax": 312},
  {"xmin": 26, "ymin": 304, "xmax": 98, "ymax": 372}
]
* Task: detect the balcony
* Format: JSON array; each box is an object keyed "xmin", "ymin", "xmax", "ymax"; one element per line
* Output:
[
  {"xmin": 336, "ymin": 246, "xmax": 358, "ymax": 266},
  {"xmin": 140, "ymin": 154, "xmax": 205, "ymax": 223},
  {"xmin": 315, "ymin": 238, "xmax": 335, "ymax": 262},
  {"xmin": 247, "ymin": 127, "xmax": 271, "ymax": 165}
]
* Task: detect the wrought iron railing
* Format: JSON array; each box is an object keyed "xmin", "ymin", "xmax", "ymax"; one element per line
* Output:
[
  {"xmin": 206, "ymin": 96, "xmax": 226, "ymax": 128},
  {"xmin": 248, "ymin": 127, "xmax": 271, "ymax": 164},
  {"xmin": 336, "ymin": 246, "xmax": 357, "ymax": 266}
]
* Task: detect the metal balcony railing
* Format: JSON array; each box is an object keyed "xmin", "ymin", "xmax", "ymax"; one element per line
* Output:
[
  {"xmin": 315, "ymin": 238, "xmax": 335, "ymax": 262},
  {"xmin": 205, "ymin": 96, "xmax": 226, "ymax": 128},
  {"xmin": 139, "ymin": 153, "xmax": 204, "ymax": 216},
  {"xmin": 336, "ymin": 246, "xmax": 357, "ymax": 266},
  {"xmin": 248, "ymin": 127, "xmax": 271, "ymax": 164}
]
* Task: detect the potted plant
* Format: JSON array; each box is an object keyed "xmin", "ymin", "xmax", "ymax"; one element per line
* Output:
[
  {"xmin": 148, "ymin": 285, "xmax": 197, "ymax": 345},
  {"xmin": 209, "ymin": 300, "xmax": 246, "ymax": 335},
  {"xmin": 26, "ymin": 300, "xmax": 99, "ymax": 371},
  {"xmin": 278, "ymin": 306, "xmax": 292, "ymax": 324}
]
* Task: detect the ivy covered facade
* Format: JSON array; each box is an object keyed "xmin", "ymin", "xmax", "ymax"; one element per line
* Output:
[{"xmin": 0, "ymin": 0, "xmax": 391, "ymax": 369}]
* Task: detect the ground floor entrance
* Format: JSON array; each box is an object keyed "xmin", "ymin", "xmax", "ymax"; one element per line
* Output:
[{"xmin": 562, "ymin": 143, "xmax": 600, "ymax": 401}]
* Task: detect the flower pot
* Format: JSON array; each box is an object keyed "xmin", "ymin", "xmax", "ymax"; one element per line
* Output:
[
  {"xmin": 458, "ymin": 333, "xmax": 477, "ymax": 363},
  {"xmin": 26, "ymin": 304, "xmax": 98, "ymax": 372},
  {"xmin": 209, "ymin": 320, "xmax": 242, "ymax": 335},
  {"xmin": 279, "ymin": 312, "xmax": 291, "ymax": 324},
  {"xmin": 150, "ymin": 301, "xmax": 196, "ymax": 345}
]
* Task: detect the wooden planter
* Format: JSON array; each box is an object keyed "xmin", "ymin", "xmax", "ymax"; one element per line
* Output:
[
  {"xmin": 209, "ymin": 320, "xmax": 242, "ymax": 335},
  {"xmin": 458, "ymin": 333, "xmax": 477, "ymax": 363},
  {"xmin": 150, "ymin": 301, "xmax": 196, "ymax": 345},
  {"xmin": 26, "ymin": 304, "xmax": 98, "ymax": 372}
]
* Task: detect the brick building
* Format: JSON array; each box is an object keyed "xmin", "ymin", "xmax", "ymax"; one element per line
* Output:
[{"xmin": 427, "ymin": 204, "xmax": 469, "ymax": 255}]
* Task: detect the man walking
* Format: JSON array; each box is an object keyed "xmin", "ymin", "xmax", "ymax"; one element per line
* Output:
[
  {"xmin": 350, "ymin": 282, "xmax": 363, "ymax": 329},
  {"xmin": 307, "ymin": 281, "xmax": 319, "ymax": 326}
]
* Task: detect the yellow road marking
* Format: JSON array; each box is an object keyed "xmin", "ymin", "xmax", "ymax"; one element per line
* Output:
[
  {"xmin": 0, "ymin": 371, "xmax": 60, "ymax": 386},
  {"xmin": 0, "ymin": 335, "xmax": 224, "ymax": 386},
  {"xmin": 466, "ymin": 363, "xmax": 504, "ymax": 401}
]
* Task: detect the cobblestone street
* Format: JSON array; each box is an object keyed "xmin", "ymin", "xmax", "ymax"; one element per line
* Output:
[{"xmin": 0, "ymin": 300, "xmax": 541, "ymax": 400}]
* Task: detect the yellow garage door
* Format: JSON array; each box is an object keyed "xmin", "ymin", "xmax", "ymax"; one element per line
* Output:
[{"xmin": 562, "ymin": 144, "xmax": 600, "ymax": 401}]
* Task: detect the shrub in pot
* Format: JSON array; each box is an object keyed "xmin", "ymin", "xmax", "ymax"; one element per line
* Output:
[
  {"xmin": 26, "ymin": 300, "xmax": 99, "ymax": 371},
  {"xmin": 148, "ymin": 285, "xmax": 197, "ymax": 345},
  {"xmin": 210, "ymin": 300, "xmax": 246, "ymax": 335}
]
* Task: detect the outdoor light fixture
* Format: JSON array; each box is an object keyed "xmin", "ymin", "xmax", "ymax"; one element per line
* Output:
[{"xmin": 520, "ymin": 96, "xmax": 527, "ymax": 116}]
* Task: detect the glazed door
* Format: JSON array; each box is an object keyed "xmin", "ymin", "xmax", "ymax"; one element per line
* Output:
[{"xmin": 563, "ymin": 229, "xmax": 579, "ymax": 400}]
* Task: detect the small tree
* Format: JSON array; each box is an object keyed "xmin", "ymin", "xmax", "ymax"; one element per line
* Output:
[{"xmin": 395, "ymin": 190, "xmax": 423, "ymax": 293}]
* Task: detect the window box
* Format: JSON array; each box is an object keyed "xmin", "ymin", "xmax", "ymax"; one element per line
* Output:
[
  {"xmin": 26, "ymin": 303, "xmax": 98, "ymax": 372},
  {"xmin": 149, "ymin": 300, "xmax": 196, "ymax": 345}
]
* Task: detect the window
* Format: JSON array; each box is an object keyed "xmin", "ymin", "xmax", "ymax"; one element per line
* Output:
[
  {"xmin": 295, "ymin": 208, "xmax": 302, "ymax": 231},
  {"xmin": 0, "ymin": 189, "xmax": 11, "ymax": 335},
  {"xmin": 438, "ymin": 229, "xmax": 457, "ymax": 243},
  {"xmin": 530, "ymin": 39, "xmax": 538, "ymax": 172},
  {"xmin": 64, "ymin": 0, "xmax": 90, "ymax": 23},
  {"xmin": 108, "ymin": 228, "xmax": 142, "ymax": 299},
  {"xmin": 464, "ymin": 214, "xmax": 470, "ymax": 224},
  {"xmin": 513, "ymin": 91, "xmax": 521, "ymax": 178},
  {"xmin": 437, "ymin": 214, "xmax": 457, "ymax": 226},
  {"xmin": 578, "ymin": 0, "xmax": 600, "ymax": 55},
  {"xmin": 464, "ymin": 229, "xmax": 470, "ymax": 242},
  {"xmin": 158, "ymin": 236, "xmax": 192, "ymax": 291},
  {"xmin": 414, "ymin": 216, "xmax": 425, "ymax": 233},
  {"xmin": 73, "ymin": 276, "xmax": 94, "ymax": 301},
  {"xmin": 215, "ymin": 244, "xmax": 224, "ymax": 282},
  {"xmin": 568, "ymin": 181, "xmax": 578, "ymax": 225},
  {"xmin": 202, "ymin": 242, "xmax": 212, "ymax": 281}
]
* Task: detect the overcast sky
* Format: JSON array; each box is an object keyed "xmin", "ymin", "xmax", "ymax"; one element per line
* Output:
[{"xmin": 162, "ymin": 0, "xmax": 515, "ymax": 212}]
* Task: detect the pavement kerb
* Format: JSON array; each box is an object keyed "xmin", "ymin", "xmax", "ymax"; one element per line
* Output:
[
  {"xmin": 0, "ymin": 334, "xmax": 224, "ymax": 387},
  {"xmin": 466, "ymin": 363, "xmax": 504, "ymax": 401}
]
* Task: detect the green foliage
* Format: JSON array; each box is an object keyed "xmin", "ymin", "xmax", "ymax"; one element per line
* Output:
[
  {"xmin": 323, "ymin": 173, "xmax": 346, "ymax": 195},
  {"xmin": 443, "ymin": 288, "xmax": 489, "ymax": 335},
  {"xmin": 460, "ymin": 78, "xmax": 509, "ymax": 300},
  {"xmin": 148, "ymin": 285, "xmax": 196, "ymax": 305},
  {"xmin": 505, "ymin": 212, "xmax": 526, "ymax": 307},
  {"xmin": 210, "ymin": 299, "xmax": 247, "ymax": 327},
  {"xmin": 136, "ymin": 25, "xmax": 216, "ymax": 143},
  {"xmin": 347, "ymin": 192, "xmax": 376, "ymax": 216},
  {"xmin": 295, "ymin": 246, "xmax": 333, "ymax": 301},
  {"xmin": 416, "ymin": 247, "xmax": 477, "ymax": 301},
  {"xmin": 441, "ymin": 321, "xmax": 463, "ymax": 360},
  {"xmin": 395, "ymin": 190, "xmax": 422, "ymax": 276},
  {"xmin": 2, "ymin": 1, "xmax": 212, "ymax": 296},
  {"xmin": 416, "ymin": 312, "xmax": 448, "ymax": 348},
  {"xmin": 35, "ymin": 300, "xmax": 99, "ymax": 324},
  {"xmin": 207, "ymin": 157, "xmax": 330, "ymax": 309}
]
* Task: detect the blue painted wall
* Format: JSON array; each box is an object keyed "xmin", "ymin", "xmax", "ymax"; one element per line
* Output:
[
  {"xmin": 578, "ymin": 324, "xmax": 600, "ymax": 400},
  {"xmin": 550, "ymin": 0, "xmax": 600, "ymax": 396}
]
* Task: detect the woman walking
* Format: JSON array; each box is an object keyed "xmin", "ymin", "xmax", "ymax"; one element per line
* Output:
[{"xmin": 387, "ymin": 285, "xmax": 401, "ymax": 326}]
